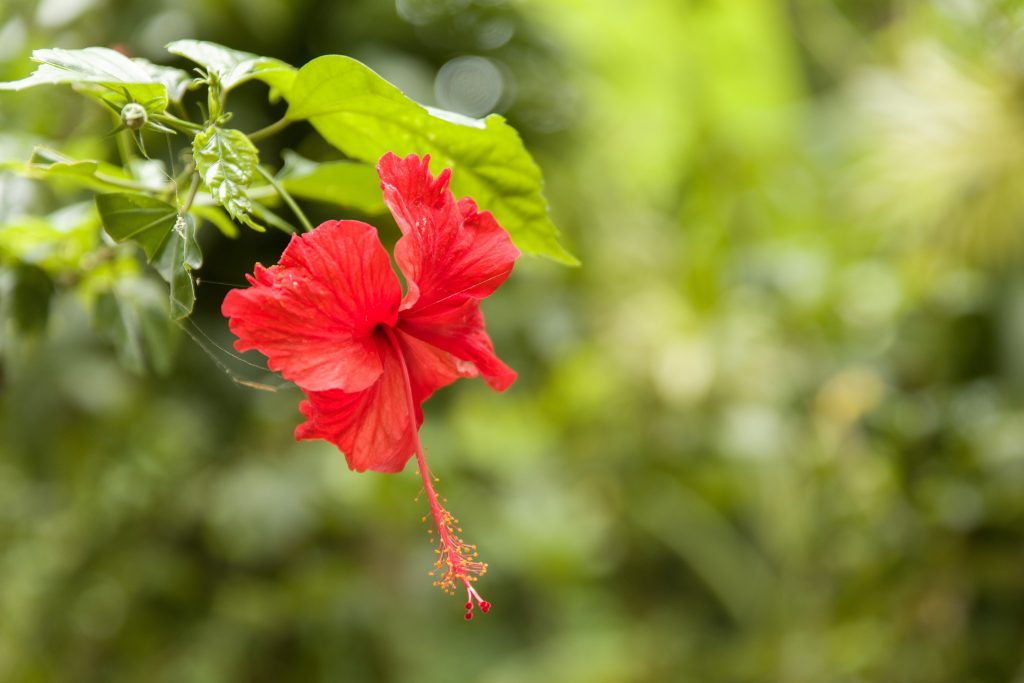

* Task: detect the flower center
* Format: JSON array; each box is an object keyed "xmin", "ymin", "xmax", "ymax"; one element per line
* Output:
[{"xmin": 382, "ymin": 327, "xmax": 491, "ymax": 620}]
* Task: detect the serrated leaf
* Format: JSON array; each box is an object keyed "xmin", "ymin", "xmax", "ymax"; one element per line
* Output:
[
  {"xmin": 0, "ymin": 47, "xmax": 172, "ymax": 111},
  {"xmin": 284, "ymin": 55, "xmax": 576, "ymax": 264},
  {"xmin": 278, "ymin": 150, "xmax": 384, "ymax": 214},
  {"xmin": 193, "ymin": 126, "xmax": 262, "ymax": 231},
  {"xmin": 166, "ymin": 40, "xmax": 296, "ymax": 94}
]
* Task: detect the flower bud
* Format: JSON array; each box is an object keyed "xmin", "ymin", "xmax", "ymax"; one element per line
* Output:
[{"xmin": 120, "ymin": 103, "xmax": 147, "ymax": 131}]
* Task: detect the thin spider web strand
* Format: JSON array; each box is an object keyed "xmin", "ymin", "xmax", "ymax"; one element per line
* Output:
[{"xmin": 178, "ymin": 318, "xmax": 286, "ymax": 392}]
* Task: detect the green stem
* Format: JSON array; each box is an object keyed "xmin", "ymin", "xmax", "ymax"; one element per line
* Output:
[
  {"xmin": 248, "ymin": 117, "xmax": 293, "ymax": 142},
  {"xmin": 151, "ymin": 113, "xmax": 204, "ymax": 133},
  {"xmin": 256, "ymin": 166, "xmax": 313, "ymax": 233},
  {"xmin": 115, "ymin": 129, "xmax": 135, "ymax": 168},
  {"xmin": 180, "ymin": 172, "xmax": 201, "ymax": 214}
]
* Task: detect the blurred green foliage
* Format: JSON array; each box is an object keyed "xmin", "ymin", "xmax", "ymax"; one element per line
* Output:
[{"xmin": 3, "ymin": 0, "xmax": 1024, "ymax": 681}]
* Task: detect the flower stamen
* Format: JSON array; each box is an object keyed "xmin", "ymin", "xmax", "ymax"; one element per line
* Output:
[
  {"xmin": 420, "ymin": 472, "xmax": 489, "ymax": 616},
  {"xmin": 385, "ymin": 327, "xmax": 492, "ymax": 619}
]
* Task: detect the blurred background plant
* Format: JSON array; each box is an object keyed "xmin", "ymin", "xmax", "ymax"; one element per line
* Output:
[{"xmin": 3, "ymin": 0, "xmax": 1024, "ymax": 681}]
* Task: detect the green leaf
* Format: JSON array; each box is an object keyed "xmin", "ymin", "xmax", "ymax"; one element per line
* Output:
[
  {"xmin": 278, "ymin": 151, "xmax": 384, "ymax": 214},
  {"xmin": 93, "ymin": 278, "xmax": 179, "ymax": 375},
  {"xmin": 249, "ymin": 202, "xmax": 296, "ymax": 234},
  {"xmin": 95, "ymin": 193, "xmax": 200, "ymax": 318},
  {"xmin": 15, "ymin": 146, "xmax": 147, "ymax": 193},
  {"xmin": 10, "ymin": 263, "xmax": 55, "ymax": 334},
  {"xmin": 192, "ymin": 126, "xmax": 263, "ymax": 231},
  {"xmin": 191, "ymin": 205, "xmax": 240, "ymax": 238},
  {"xmin": 0, "ymin": 202, "xmax": 100, "ymax": 273},
  {"xmin": 96, "ymin": 192, "xmax": 177, "ymax": 261},
  {"xmin": 30, "ymin": 147, "xmax": 100, "ymax": 178},
  {"xmin": 1, "ymin": 47, "xmax": 154, "ymax": 87},
  {"xmin": 0, "ymin": 47, "xmax": 175, "ymax": 111},
  {"xmin": 166, "ymin": 40, "xmax": 296, "ymax": 94},
  {"xmin": 133, "ymin": 60, "xmax": 194, "ymax": 103},
  {"xmin": 155, "ymin": 214, "xmax": 202, "ymax": 274},
  {"xmin": 284, "ymin": 55, "xmax": 576, "ymax": 264},
  {"xmin": 153, "ymin": 214, "xmax": 201, "ymax": 319}
]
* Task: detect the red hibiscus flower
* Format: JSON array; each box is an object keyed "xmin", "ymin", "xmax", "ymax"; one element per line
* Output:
[{"xmin": 222, "ymin": 152, "xmax": 518, "ymax": 619}]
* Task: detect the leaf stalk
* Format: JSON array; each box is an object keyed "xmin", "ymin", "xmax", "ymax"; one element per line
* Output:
[
  {"xmin": 256, "ymin": 165, "xmax": 313, "ymax": 233},
  {"xmin": 248, "ymin": 117, "xmax": 293, "ymax": 142}
]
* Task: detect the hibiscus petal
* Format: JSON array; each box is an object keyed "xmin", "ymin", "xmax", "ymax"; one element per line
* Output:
[
  {"xmin": 222, "ymin": 220, "xmax": 402, "ymax": 393},
  {"xmin": 295, "ymin": 332, "xmax": 417, "ymax": 473},
  {"xmin": 378, "ymin": 152, "xmax": 520, "ymax": 313},
  {"xmin": 395, "ymin": 328, "xmax": 472, "ymax": 421},
  {"xmin": 399, "ymin": 299, "xmax": 516, "ymax": 392}
]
